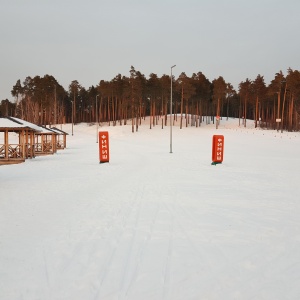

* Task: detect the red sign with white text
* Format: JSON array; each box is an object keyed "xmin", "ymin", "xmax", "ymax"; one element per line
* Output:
[
  {"xmin": 99, "ymin": 131, "xmax": 109, "ymax": 163},
  {"xmin": 212, "ymin": 135, "xmax": 224, "ymax": 163}
]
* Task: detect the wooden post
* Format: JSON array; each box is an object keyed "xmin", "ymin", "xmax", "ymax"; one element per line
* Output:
[
  {"xmin": 5, "ymin": 130, "xmax": 8, "ymax": 160},
  {"xmin": 21, "ymin": 129, "xmax": 25, "ymax": 159}
]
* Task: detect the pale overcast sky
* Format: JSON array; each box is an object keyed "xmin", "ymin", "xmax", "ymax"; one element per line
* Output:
[{"xmin": 1, "ymin": 0, "xmax": 299, "ymax": 101}]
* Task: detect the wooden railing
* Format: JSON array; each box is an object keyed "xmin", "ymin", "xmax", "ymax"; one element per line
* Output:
[
  {"xmin": 0, "ymin": 144, "xmax": 23, "ymax": 159},
  {"xmin": 35, "ymin": 143, "xmax": 42, "ymax": 152},
  {"xmin": 57, "ymin": 140, "xmax": 64, "ymax": 149},
  {"xmin": 35, "ymin": 142, "xmax": 53, "ymax": 153},
  {"xmin": 25, "ymin": 145, "xmax": 35, "ymax": 158},
  {"xmin": 0, "ymin": 144, "xmax": 5, "ymax": 158}
]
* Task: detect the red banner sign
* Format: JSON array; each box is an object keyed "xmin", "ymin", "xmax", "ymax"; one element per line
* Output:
[
  {"xmin": 212, "ymin": 135, "xmax": 224, "ymax": 163},
  {"xmin": 99, "ymin": 131, "xmax": 109, "ymax": 163}
]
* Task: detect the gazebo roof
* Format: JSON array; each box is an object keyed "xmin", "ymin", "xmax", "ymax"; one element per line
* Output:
[
  {"xmin": 8, "ymin": 117, "xmax": 49, "ymax": 133},
  {"xmin": 51, "ymin": 127, "xmax": 69, "ymax": 135},
  {"xmin": 38, "ymin": 125, "xmax": 59, "ymax": 135},
  {"xmin": 0, "ymin": 117, "xmax": 41, "ymax": 132},
  {"xmin": 7, "ymin": 117, "xmax": 60, "ymax": 135}
]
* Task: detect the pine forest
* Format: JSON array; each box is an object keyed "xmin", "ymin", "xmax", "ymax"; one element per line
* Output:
[{"xmin": 1, "ymin": 66, "xmax": 300, "ymax": 132}]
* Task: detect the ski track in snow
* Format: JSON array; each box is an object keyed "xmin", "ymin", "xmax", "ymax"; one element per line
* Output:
[{"xmin": 1, "ymin": 118, "xmax": 300, "ymax": 299}]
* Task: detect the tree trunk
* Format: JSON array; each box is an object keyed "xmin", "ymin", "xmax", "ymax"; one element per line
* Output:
[
  {"xmin": 244, "ymin": 96, "xmax": 247, "ymax": 127},
  {"xmin": 276, "ymin": 91, "xmax": 280, "ymax": 131},
  {"xmin": 255, "ymin": 96, "xmax": 259, "ymax": 128},
  {"xmin": 280, "ymin": 84, "xmax": 288, "ymax": 133},
  {"xmin": 180, "ymin": 86, "xmax": 184, "ymax": 129},
  {"xmin": 216, "ymin": 98, "xmax": 220, "ymax": 129}
]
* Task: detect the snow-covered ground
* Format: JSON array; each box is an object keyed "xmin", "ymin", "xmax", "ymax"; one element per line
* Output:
[{"xmin": 1, "ymin": 117, "xmax": 300, "ymax": 300}]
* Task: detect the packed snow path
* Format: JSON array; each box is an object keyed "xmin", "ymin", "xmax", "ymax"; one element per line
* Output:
[{"xmin": 1, "ymin": 119, "xmax": 300, "ymax": 299}]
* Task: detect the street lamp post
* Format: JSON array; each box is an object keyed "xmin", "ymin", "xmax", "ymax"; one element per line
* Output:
[
  {"xmin": 96, "ymin": 94, "xmax": 99, "ymax": 143},
  {"xmin": 71, "ymin": 100, "xmax": 74, "ymax": 136},
  {"xmin": 170, "ymin": 65, "xmax": 176, "ymax": 153}
]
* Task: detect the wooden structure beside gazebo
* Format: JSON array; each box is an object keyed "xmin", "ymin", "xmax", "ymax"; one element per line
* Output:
[
  {"xmin": 50, "ymin": 127, "xmax": 68, "ymax": 149},
  {"xmin": 34, "ymin": 125, "xmax": 59, "ymax": 155},
  {"xmin": 0, "ymin": 117, "xmax": 41, "ymax": 165}
]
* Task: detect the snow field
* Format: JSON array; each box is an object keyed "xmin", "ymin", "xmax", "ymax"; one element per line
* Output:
[{"xmin": 1, "ymin": 118, "xmax": 300, "ymax": 299}]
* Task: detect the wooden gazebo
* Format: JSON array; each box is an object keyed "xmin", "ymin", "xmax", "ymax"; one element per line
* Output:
[
  {"xmin": 51, "ymin": 127, "xmax": 68, "ymax": 149},
  {"xmin": 0, "ymin": 117, "xmax": 41, "ymax": 165},
  {"xmin": 7, "ymin": 117, "xmax": 60, "ymax": 157},
  {"xmin": 34, "ymin": 125, "xmax": 59, "ymax": 156}
]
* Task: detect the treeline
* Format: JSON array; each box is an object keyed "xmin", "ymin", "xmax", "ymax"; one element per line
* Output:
[{"xmin": 1, "ymin": 66, "xmax": 300, "ymax": 132}]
